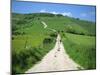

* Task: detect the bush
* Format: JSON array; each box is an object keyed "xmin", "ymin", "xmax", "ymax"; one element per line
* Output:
[
  {"xmin": 56, "ymin": 14, "xmax": 63, "ymax": 17},
  {"xmin": 12, "ymin": 48, "xmax": 42, "ymax": 73},
  {"xmin": 12, "ymin": 31, "xmax": 26, "ymax": 35},
  {"xmin": 66, "ymin": 28, "xmax": 86, "ymax": 35},
  {"xmin": 49, "ymin": 33, "xmax": 57, "ymax": 38},
  {"xmin": 43, "ymin": 37, "xmax": 53, "ymax": 44},
  {"xmin": 76, "ymin": 18, "xmax": 80, "ymax": 20}
]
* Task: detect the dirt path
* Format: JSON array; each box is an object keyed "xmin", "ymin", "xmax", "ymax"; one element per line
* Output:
[
  {"xmin": 41, "ymin": 21, "xmax": 47, "ymax": 29},
  {"xmin": 25, "ymin": 34, "xmax": 82, "ymax": 73},
  {"xmin": 41, "ymin": 21, "xmax": 56, "ymax": 32}
]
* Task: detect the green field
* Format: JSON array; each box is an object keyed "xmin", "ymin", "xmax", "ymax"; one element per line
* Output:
[
  {"xmin": 62, "ymin": 33, "xmax": 96, "ymax": 69},
  {"xmin": 12, "ymin": 13, "xmax": 96, "ymax": 73}
]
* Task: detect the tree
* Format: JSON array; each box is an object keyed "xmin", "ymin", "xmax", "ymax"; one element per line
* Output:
[{"xmin": 76, "ymin": 18, "xmax": 80, "ymax": 20}]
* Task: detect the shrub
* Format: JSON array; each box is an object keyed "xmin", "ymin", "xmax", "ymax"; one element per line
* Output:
[
  {"xmin": 49, "ymin": 33, "xmax": 57, "ymax": 38},
  {"xmin": 43, "ymin": 37, "xmax": 53, "ymax": 44},
  {"xmin": 12, "ymin": 31, "xmax": 26, "ymax": 35}
]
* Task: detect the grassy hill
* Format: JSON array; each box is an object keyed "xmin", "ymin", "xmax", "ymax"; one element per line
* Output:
[{"xmin": 12, "ymin": 13, "xmax": 96, "ymax": 73}]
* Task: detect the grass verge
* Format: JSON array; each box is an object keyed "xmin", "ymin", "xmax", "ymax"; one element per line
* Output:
[{"xmin": 62, "ymin": 33, "xmax": 96, "ymax": 69}]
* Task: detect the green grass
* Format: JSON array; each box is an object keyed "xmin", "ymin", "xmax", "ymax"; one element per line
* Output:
[
  {"xmin": 12, "ymin": 42, "xmax": 55, "ymax": 73},
  {"xmin": 12, "ymin": 13, "xmax": 96, "ymax": 74},
  {"xmin": 12, "ymin": 13, "xmax": 57, "ymax": 73},
  {"xmin": 62, "ymin": 33, "xmax": 96, "ymax": 69},
  {"xmin": 70, "ymin": 18, "xmax": 96, "ymax": 35}
]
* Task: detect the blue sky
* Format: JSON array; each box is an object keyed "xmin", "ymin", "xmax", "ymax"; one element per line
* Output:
[{"xmin": 12, "ymin": 0, "xmax": 96, "ymax": 22}]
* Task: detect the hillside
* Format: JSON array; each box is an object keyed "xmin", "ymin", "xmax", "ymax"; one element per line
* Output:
[{"xmin": 12, "ymin": 13, "xmax": 96, "ymax": 73}]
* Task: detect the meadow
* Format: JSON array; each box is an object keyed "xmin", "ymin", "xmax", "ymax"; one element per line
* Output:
[
  {"xmin": 62, "ymin": 33, "xmax": 96, "ymax": 69},
  {"xmin": 12, "ymin": 13, "xmax": 96, "ymax": 73}
]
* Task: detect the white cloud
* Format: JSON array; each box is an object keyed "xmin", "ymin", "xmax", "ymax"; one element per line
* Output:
[
  {"xmin": 53, "ymin": 12, "xmax": 73, "ymax": 17},
  {"xmin": 61, "ymin": 12, "xmax": 73, "ymax": 17},
  {"xmin": 40, "ymin": 9, "xmax": 47, "ymax": 13},
  {"xmin": 40, "ymin": 9, "xmax": 59, "ymax": 15},
  {"xmin": 50, "ymin": 11, "xmax": 59, "ymax": 14},
  {"xmin": 39, "ymin": 9, "xmax": 73, "ymax": 17}
]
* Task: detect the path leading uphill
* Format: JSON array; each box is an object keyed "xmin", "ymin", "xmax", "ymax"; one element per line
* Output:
[
  {"xmin": 41, "ymin": 21, "xmax": 56, "ymax": 32},
  {"xmin": 41, "ymin": 21, "xmax": 47, "ymax": 29},
  {"xmin": 25, "ymin": 34, "xmax": 82, "ymax": 73}
]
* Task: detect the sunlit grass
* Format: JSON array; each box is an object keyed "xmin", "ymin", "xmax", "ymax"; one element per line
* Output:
[{"xmin": 62, "ymin": 33, "xmax": 96, "ymax": 69}]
